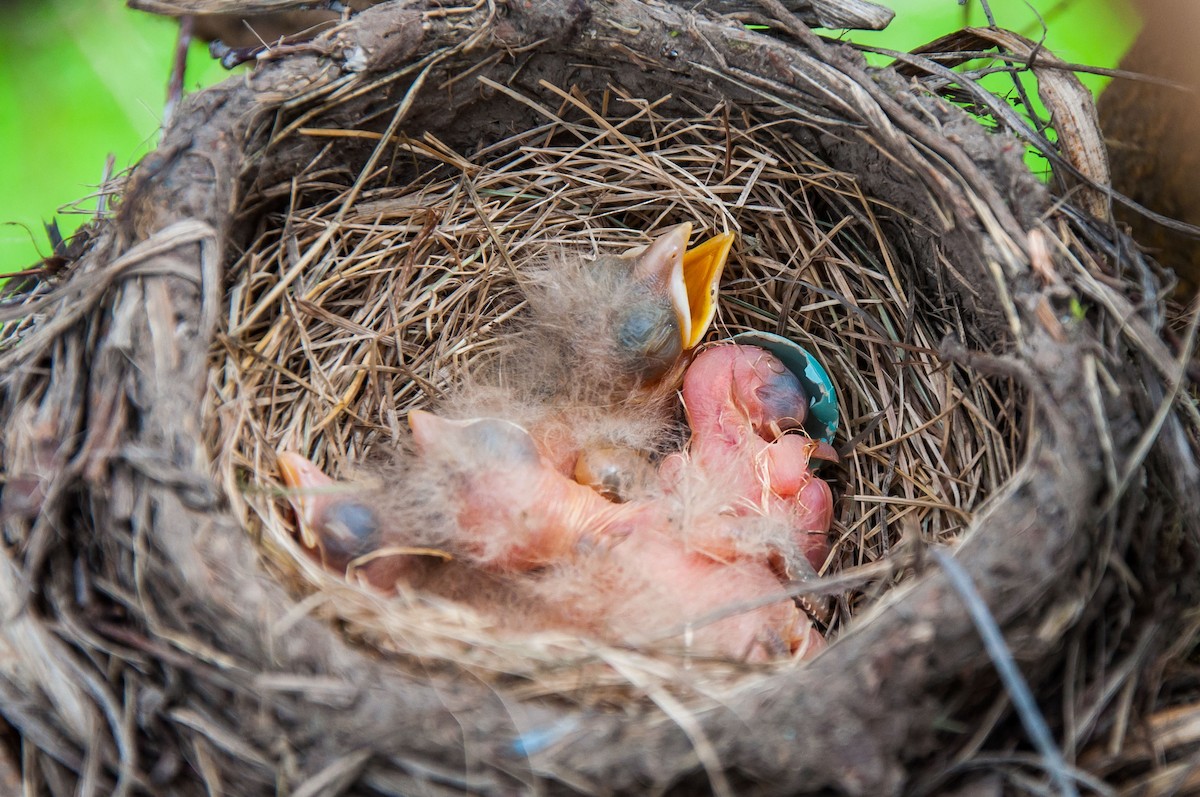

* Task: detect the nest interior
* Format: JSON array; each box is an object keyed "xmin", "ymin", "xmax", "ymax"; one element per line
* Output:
[
  {"xmin": 216, "ymin": 77, "xmax": 1024, "ymax": 671},
  {"xmin": 2, "ymin": 3, "xmax": 1198, "ymax": 796}
]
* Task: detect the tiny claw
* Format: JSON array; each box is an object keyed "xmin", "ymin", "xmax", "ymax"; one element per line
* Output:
[
  {"xmin": 777, "ymin": 552, "xmax": 833, "ymax": 625},
  {"xmin": 806, "ymin": 439, "xmax": 840, "ymax": 465}
]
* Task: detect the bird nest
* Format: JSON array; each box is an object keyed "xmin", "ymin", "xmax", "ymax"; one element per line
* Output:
[
  {"xmin": 2, "ymin": 2, "xmax": 1198, "ymax": 795},
  {"xmin": 219, "ymin": 76, "xmax": 1022, "ymax": 674}
]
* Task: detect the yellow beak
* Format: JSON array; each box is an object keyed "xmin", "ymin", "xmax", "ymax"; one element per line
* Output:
[
  {"xmin": 631, "ymin": 224, "xmax": 735, "ymax": 353},
  {"xmin": 679, "ymin": 231, "xmax": 735, "ymax": 350}
]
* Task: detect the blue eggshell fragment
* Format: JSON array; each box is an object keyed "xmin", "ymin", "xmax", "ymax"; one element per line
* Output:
[{"xmin": 730, "ymin": 330, "xmax": 839, "ymax": 446}]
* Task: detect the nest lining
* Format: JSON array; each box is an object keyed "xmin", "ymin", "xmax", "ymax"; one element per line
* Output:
[{"xmin": 209, "ymin": 81, "xmax": 1023, "ymax": 677}]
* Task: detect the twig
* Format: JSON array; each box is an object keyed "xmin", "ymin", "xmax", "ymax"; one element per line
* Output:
[
  {"xmin": 1104, "ymin": 296, "xmax": 1200, "ymax": 513},
  {"xmin": 932, "ymin": 548, "xmax": 1080, "ymax": 797},
  {"xmin": 163, "ymin": 16, "xmax": 194, "ymax": 135}
]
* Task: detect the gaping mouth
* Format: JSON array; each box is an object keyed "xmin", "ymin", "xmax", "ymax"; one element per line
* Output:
[
  {"xmin": 634, "ymin": 222, "xmax": 735, "ymax": 351},
  {"xmin": 678, "ymin": 229, "xmax": 735, "ymax": 349}
]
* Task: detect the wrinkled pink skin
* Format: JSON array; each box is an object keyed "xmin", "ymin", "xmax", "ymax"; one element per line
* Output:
[
  {"xmin": 407, "ymin": 411, "xmax": 647, "ymax": 571},
  {"xmin": 601, "ymin": 529, "xmax": 823, "ymax": 661},
  {"xmin": 407, "ymin": 414, "xmax": 820, "ymax": 659},
  {"xmin": 420, "ymin": 455, "xmax": 816, "ymax": 658},
  {"xmin": 665, "ymin": 344, "xmax": 837, "ymax": 570},
  {"xmin": 282, "ymin": 416, "xmax": 820, "ymax": 660},
  {"xmin": 277, "ymin": 344, "xmax": 836, "ymax": 661}
]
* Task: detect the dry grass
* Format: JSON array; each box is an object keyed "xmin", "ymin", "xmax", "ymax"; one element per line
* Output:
[{"xmin": 205, "ymin": 81, "xmax": 1022, "ymax": 680}]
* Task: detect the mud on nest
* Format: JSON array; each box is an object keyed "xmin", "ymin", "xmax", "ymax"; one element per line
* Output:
[{"xmin": 2, "ymin": 2, "xmax": 1198, "ymax": 795}]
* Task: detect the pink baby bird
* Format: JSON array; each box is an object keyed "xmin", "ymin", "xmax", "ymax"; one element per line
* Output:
[
  {"xmin": 278, "ymin": 407, "xmax": 821, "ymax": 660},
  {"xmin": 662, "ymin": 342, "xmax": 837, "ymax": 573},
  {"xmin": 406, "ymin": 408, "xmax": 823, "ymax": 659}
]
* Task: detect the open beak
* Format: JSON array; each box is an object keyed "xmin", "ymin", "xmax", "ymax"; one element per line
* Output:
[
  {"xmin": 632, "ymin": 223, "xmax": 735, "ymax": 352},
  {"xmin": 680, "ymin": 230, "xmax": 735, "ymax": 349}
]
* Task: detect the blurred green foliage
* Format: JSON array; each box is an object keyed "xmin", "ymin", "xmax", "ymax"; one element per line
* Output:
[
  {"xmin": 838, "ymin": 1, "xmax": 1141, "ymax": 179},
  {"xmin": 0, "ymin": 0, "xmax": 231, "ymax": 273},
  {"xmin": 0, "ymin": 0, "xmax": 1140, "ymax": 274},
  {"xmin": 840, "ymin": 0, "xmax": 1139, "ymax": 97}
]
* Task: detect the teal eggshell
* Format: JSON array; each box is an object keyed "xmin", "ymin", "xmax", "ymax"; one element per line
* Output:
[{"xmin": 729, "ymin": 331, "xmax": 839, "ymax": 445}]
